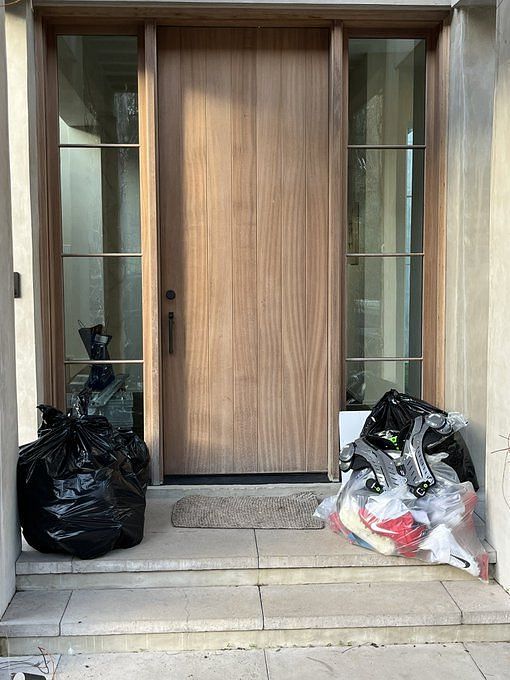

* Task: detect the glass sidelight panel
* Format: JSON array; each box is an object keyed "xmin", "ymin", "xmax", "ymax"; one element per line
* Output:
[
  {"xmin": 346, "ymin": 255, "xmax": 423, "ymax": 359},
  {"xmin": 348, "ymin": 38, "xmax": 426, "ymax": 146},
  {"xmin": 346, "ymin": 36, "xmax": 427, "ymax": 407},
  {"xmin": 65, "ymin": 362, "xmax": 144, "ymax": 437},
  {"xmin": 57, "ymin": 35, "xmax": 139, "ymax": 144},
  {"xmin": 347, "ymin": 148, "xmax": 424, "ymax": 254},
  {"xmin": 60, "ymin": 147, "xmax": 141, "ymax": 253},
  {"xmin": 56, "ymin": 33, "xmax": 144, "ymax": 431},
  {"xmin": 63, "ymin": 257, "xmax": 142, "ymax": 361},
  {"xmin": 346, "ymin": 360, "xmax": 422, "ymax": 409}
]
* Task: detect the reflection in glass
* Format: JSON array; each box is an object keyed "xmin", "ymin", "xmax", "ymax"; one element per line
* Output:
[
  {"xmin": 60, "ymin": 147, "xmax": 141, "ymax": 253},
  {"xmin": 57, "ymin": 35, "xmax": 138, "ymax": 144},
  {"xmin": 348, "ymin": 39, "xmax": 426, "ymax": 146},
  {"xmin": 347, "ymin": 149, "xmax": 424, "ymax": 254},
  {"xmin": 66, "ymin": 363, "xmax": 144, "ymax": 437},
  {"xmin": 346, "ymin": 256, "xmax": 422, "ymax": 359},
  {"xmin": 346, "ymin": 360, "xmax": 421, "ymax": 408},
  {"xmin": 63, "ymin": 257, "xmax": 142, "ymax": 361}
]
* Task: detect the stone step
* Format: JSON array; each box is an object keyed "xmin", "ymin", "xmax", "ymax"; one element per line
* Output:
[
  {"xmin": 16, "ymin": 538, "xmax": 496, "ymax": 590},
  {"xmin": 1, "ymin": 580, "xmax": 510, "ymax": 656},
  {"xmin": 16, "ymin": 498, "xmax": 495, "ymax": 590}
]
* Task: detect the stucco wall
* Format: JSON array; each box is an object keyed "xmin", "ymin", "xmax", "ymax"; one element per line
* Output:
[
  {"xmin": 0, "ymin": 7, "xmax": 21, "ymax": 618},
  {"xmin": 6, "ymin": 1, "xmax": 43, "ymax": 446},
  {"xmin": 486, "ymin": 0, "xmax": 510, "ymax": 591},
  {"xmin": 445, "ymin": 6, "xmax": 495, "ymax": 492}
]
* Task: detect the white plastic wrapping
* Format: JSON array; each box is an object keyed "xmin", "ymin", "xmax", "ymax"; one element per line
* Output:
[{"xmin": 315, "ymin": 457, "xmax": 488, "ymax": 580}]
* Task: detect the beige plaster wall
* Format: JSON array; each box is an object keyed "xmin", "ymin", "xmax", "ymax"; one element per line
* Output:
[
  {"xmin": 486, "ymin": 0, "xmax": 510, "ymax": 591},
  {"xmin": 445, "ymin": 6, "xmax": 496, "ymax": 492},
  {"xmin": 0, "ymin": 7, "xmax": 21, "ymax": 618},
  {"xmin": 6, "ymin": 1, "xmax": 44, "ymax": 445}
]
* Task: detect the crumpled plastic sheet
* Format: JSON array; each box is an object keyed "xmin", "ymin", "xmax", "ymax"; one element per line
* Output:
[
  {"xmin": 17, "ymin": 404, "xmax": 150, "ymax": 560},
  {"xmin": 315, "ymin": 455, "xmax": 488, "ymax": 580}
]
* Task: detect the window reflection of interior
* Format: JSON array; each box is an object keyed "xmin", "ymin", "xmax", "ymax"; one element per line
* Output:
[
  {"xmin": 346, "ymin": 38, "xmax": 426, "ymax": 409},
  {"xmin": 57, "ymin": 35, "xmax": 144, "ymax": 437}
]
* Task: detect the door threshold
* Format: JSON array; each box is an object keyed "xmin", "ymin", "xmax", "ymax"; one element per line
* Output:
[
  {"xmin": 161, "ymin": 473, "xmax": 331, "ymax": 486},
  {"xmin": 148, "ymin": 473, "xmax": 340, "ymax": 499}
]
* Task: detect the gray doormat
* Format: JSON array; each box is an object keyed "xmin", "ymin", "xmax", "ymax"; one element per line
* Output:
[{"xmin": 171, "ymin": 492, "xmax": 324, "ymax": 529}]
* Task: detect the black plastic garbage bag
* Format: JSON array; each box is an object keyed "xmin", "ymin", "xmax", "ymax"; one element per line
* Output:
[
  {"xmin": 18, "ymin": 405, "xmax": 150, "ymax": 560},
  {"xmin": 114, "ymin": 428, "xmax": 151, "ymax": 492},
  {"xmin": 360, "ymin": 390, "xmax": 479, "ymax": 490}
]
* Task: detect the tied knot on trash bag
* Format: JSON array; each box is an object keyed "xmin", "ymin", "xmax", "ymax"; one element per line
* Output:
[
  {"xmin": 315, "ymin": 390, "xmax": 489, "ymax": 580},
  {"xmin": 17, "ymin": 390, "xmax": 150, "ymax": 560}
]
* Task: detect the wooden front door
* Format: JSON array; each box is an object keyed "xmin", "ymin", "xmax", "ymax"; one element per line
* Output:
[{"xmin": 158, "ymin": 27, "xmax": 330, "ymax": 475}]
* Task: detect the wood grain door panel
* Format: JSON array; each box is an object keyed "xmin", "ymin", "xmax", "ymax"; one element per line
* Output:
[{"xmin": 158, "ymin": 27, "xmax": 329, "ymax": 475}]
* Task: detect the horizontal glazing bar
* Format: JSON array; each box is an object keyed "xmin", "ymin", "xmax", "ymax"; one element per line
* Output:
[
  {"xmin": 59, "ymin": 143, "xmax": 140, "ymax": 149},
  {"xmin": 347, "ymin": 144, "xmax": 426, "ymax": 150},
  {"xmin": 346, "ymin": 357, "xmax": 423, "ymax": 362},
  {"xmin": 346, "ymin": 252, "xmax": 424, "ymax": 258},
  {"xmin": 61, "ymin": 253, "xmax": 142, "ymax": 258},
  {"xmin": 64, "ymin": 360, "xmax": 143, "ymax": 365}
]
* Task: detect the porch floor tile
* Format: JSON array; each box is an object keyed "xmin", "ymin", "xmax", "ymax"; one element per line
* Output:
[
  {"xmin": 444, "ymin": 580, "xmax": 510, "ymax": 624},
  {"xmin": 60, "ymin": 585, "xmax": 263, "ymax": 635},
  {"xmin": 465, "ymin": 641, "xmax": 510, "ymax": 678},
  {"xmin": 16, "ymin": 542, "xmax": 73, "ymax": 575},
  {"xmin": 260, "ymin": 581, "xmax": 461, "ymax": 629},
  {"xmin": 255, "ymin": 528, "xmax": 415, "ymax": 568},
  {"xmin": 71, "ymin": 527, "xmax": 258, "ymax": 573},
  {"xmin": 143, "ymin": 497, "xmax": 177, "ymax": 533},
  {"xmin": 55, "ymin": 650, "xmax": 268, "ymax": 680},
  {"xmin": 265, "ymin": 643, "xmax": 486, "ymax": 680},
  {"xmin": 0, "ymin": 590, "xmax": 71, "ymax": 637}
]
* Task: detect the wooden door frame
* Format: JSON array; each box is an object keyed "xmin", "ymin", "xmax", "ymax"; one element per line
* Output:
[{"xmin": 36, "ymin": 11, "xmax": 448, "ymax": 484}]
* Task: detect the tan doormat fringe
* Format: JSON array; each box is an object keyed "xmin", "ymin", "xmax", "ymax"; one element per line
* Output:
[{"xmin": 171, "ymin": 492, "xmax": 324, "ymax": 529}]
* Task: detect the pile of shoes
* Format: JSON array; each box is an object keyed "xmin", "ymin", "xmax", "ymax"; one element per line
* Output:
[{"xmin": 315, "ymin": 390, "xmax": 489, "ymax": 580}]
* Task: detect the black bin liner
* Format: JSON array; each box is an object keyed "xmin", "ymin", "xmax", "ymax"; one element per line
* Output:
[
  {"xmin": 18, "ymin": 404, "xmax": 150, "ymax": 560},
  {"xmin": 360, "ymin": 389, "xmax": 479, "ymax": 490}
]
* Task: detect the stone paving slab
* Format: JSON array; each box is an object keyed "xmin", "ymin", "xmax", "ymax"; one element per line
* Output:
[
  {"xmin": 465, "ymin": 641, "xmax": 510, "ymax": 678},
  {"xmin": 56, "ymin": 650, "xmax": 268, "ymax": 679},
  {"xmin": 16, "ymin": 541, "xmax": 73, "ymax": 575},
  {"xmin": 444, "ymin": 580, "xmax": 510, "ymax": 624},
  {"xmin": 7, "ymin": 644, "xmax": 510, "ymax": 680},
  {"xmin": 71, "ymin": 527, "xmax": 258, "ymax": 573},
  {"xmin": 256, "ymin": 528, "xmax": 419, "ymax": 568},
  {"xmin": 143, "ymin": 497, "xmax": 176, "ymax": 533},
  {"xmin": 265, "ymin": 644, "xmax": 486, "ymax": 679},
  {"xmin": 260, "ymin": 581, "xmax": 461, "ymax": 629},
  {"xmin": 0, "ymin": 591, "xmax": 71, "ymax": 637},
  {"xmin": 60, "ymin": 585, "xmax": 263, "ymax": 635}
]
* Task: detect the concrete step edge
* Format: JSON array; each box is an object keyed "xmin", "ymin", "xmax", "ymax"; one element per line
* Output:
[
  {"xmin": 15, "ymin": 563, "xmax": 495, "ymax": 591},
  {"xmin": 16, "ymin": 539, "xmax": 496, "ymax": 577},
  {"xmin": 3, "ymin": 622, "xmax": 510, "ymax": 656}
]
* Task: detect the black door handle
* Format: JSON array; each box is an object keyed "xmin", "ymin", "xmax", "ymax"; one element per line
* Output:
[{"xmin": 168, "ymin": 312, "xmax": 174, "ymax": 354}]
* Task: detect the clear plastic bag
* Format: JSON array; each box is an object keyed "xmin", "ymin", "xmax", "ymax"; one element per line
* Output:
[{"xmin": 315, "ymin": 459, "xmax": 488, "ymax": 580}]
